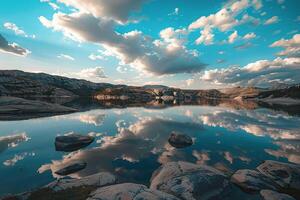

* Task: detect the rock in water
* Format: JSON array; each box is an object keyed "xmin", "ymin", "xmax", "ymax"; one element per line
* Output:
[
  {"xmin": 230, "ymin": 169, "xmax": 279, "ymax": 192},
  {"xmin": 150, "ymin": 161, "xmax": 231, "ymax": 200},
  {"xmin": 168, "ymin": 132, "xmax": 193, "ymax": 148},
  {"xmin": 46, "ymin": 172, "xmax": 116, "ymax": 191},
  {"xmin": 54, "ymin": 162, "xmax": 87, "ymax": 176},
  {"xmin": 87, "ymin": 183, "xmax": 180, "ymax": 200},
  {"xmin": 260, "ymin": 190, "xmax": 296, "ymax": 200},
  {"xmin": 55, "ymin": 134, "xmax": 94, "ymax": 152},
  {"xmin": 257, "ymin": 160, "xmax": 300, "ymax": 190}
]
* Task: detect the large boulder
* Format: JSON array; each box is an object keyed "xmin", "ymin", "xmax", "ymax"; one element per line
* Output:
[
  {"xmin": 257, "ymin": 160, "xmax": 300, "ymax": 190},
  {"xmin": 54, "ymin": 161, "xmax": 87, "ymax": 176},
  {"xmin": 46, "ymin": 172, "xmax": 116, "ymax": 191},
  {"xmin": 168, "ymin": 132, "xmax": 193, "ymax": 148},
  {"xmin": 87, "ymin": 183, "xmax": 180, "ymax": 200},
  {"xmin": 260, "ymin": 190, "xmax": 296, "ymax": 200},
  {"xmin": 150, "ymin": 161, "xmax": 231, "ymax": 200},
  {"xmin": 55, "ymin": 134, "xmax": 94, "ymax": 152},
  {"xmin": 231, "ymin": 169, "xmax": 279, "ymax": 192}
]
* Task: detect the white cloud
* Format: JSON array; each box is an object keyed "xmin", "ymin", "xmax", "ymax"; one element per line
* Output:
[
  {"xmin": 3, "ymin": 22, "xmax": 35, "ymax": 38},
  {"xmin": 77, "ymin": 67, "xmax": 107, "ymax": 80},
  {"xmin": 264, "ymin": 16, "xmax": 279, "ymax": 25},
  {"xmin": 168, "ymin": 8, "xmax": 179, "ymax": 16},
  {"xmin": 39, "ymin": 12, "xmax": 205, "ymax": 75},
  {"xmin": 0, "ymin": 34, "xmax": 31, "ymax": 57},
  {"xmin": 189, "ymin": 0, "xmax": 261, "ymax": 45},
  {"xmin": 116, "ymin": 65, "xmax": 129, "ymax": 73},
  {"xmin": 243, "ymin": 32, "xmax": 256, "ymax": 40},
  {"xmin": 57, "ymin": 0, "xmax": 146, "ymax": 24},
  {"xmin": 200, "ymin": 57, "xmax": 300, "ymax": 87},
  {"xmin": 57, "ymin": 54, "xmax": 75, "ymax": 60},
  {"xmin": 270, "ymin": 34, "xmax": 300, "ymax": 58},
  {"xmin": 89, "ymin": 53, "xmax": 104, "ymax": 60},
  {"xmin": 277, "ymin": 0, "xmax": 285, "ymax": 4},
  {"xmin": 49, "ymin": 2, "xmax": 60, "ymax": 10},
  {"xmin": 228, "ymin": 30, "xmax": 239, "ymax": 43}
]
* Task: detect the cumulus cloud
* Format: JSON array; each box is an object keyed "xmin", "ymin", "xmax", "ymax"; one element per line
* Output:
[
  {"xmin": 57, "ymin": 0, "xmax": 146, "ymax": 24},
  {"xmin": 39, "ymin": 12, "xmax": 206, "ymax": 75},
  {"xmin": 264, "ymin": 16, "xmax": 279, "ymax": 25},
  {"xmin": 77, "ymin": 67, "xmax": 107, "ymax": 80},
  {"xmin": 200, "ymin": 57, "xmax": 300, "ymax": 87},
  {"xmin": 3, "ymin": 22, "xmax": 35, "ymax": 38},
  {"xmin": 228, "ymin": 30, "xmax": 239, "ymax": 43},
  {"xmin": 0, "ymin": 34, "xmax": 31, "ymax": 57},
  {"xmin": 57, "ymin": 53, "xmax": 75, "ymax": 60},
  {"xmin": 270, "ymin": 34, "xmax": 300, "ymax": 58},
  {"xmin": 189, "ymin": 0, "xmax": 261, "ymax": 45},
  {"xmin": 243, "ymin": 32, "xmax": 256, "ymax": 40}
]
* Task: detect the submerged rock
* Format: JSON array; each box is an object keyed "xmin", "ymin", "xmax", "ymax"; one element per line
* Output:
[
  {"xmin": 168, "ymin": 132, "xmax": 193, "ymax": 148},
  {"xmin": 230, "ymin": 169, "xmax": 278, "ymax": 192},
  {"xmin": 257, "ymin": 160, "xmax": 300, "ymax": 190},
  {"xmin": 54, "ymin": 162, "xmax": 87, "ymax": 176},
  {"xmin": 55, "ymin": 134, "xmax": 94, "ymax": 152},
  {"xmin": 46, "ymin": 172, "xmax": 116, "ymax": 191},
  {"xmin": 87, "ymin": 183, "xmax": 180, "ymax": 200},
  {"xmin": 150, "ymin": 161, "xmax": 231, "ymax": 200},
  {"xmin": 260, "ymin": 190, "xmax": 296, "ymax": 200}
]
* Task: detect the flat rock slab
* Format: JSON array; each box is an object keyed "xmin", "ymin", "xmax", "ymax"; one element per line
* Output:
[
  {"xmin": 87, "ymin": 183, "xmax": 180, "ymax": 200},
  {"xmin": 260, "ymin": 190, "xmax": 296, "ymax": 200},
  {"xmin": 257, "ymin": 160, "xmax": 300, "ymax": 190},
  {"xmin": 168, "ymin": 132, "xmax": 193, "ymax": 148},
  {"xmin": 46, "ymin": 172, "xmax": 116, "ymax": 191},
  {"xmin": 150, "ymin": 161, "xmax": 231, "ymax": 200},
  {"xmin": 54, "ymin": 161, "xmax": 87, "ymax": 176},
  {"xmin": 231, "ymin": 169, "xmax": 279, "ymax": 192},
  {"xmin": 55, "ymin": 134, "xmax": 94, "ymax": 152}
]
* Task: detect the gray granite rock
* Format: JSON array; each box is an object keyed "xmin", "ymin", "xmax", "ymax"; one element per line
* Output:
[
  {"xmin": 257, "ymin": 160, "xmax": 300, "ymax": 190},
  {"xmin": 46, "ymin": 172, "xmax": 116, "ymax": 191},
  {"xmin": 150, "ymin": 161, "xmax": 231, "ymax": 200},
  {"xmin": 55, "ymin": 134, "xmax": 94, "ymax": 152},
  {"xmin": 168, "ymin": 132, "xmax": 193, "ymax": 148},
  {"xmin": 260, "ymin": 190, "xmax": 296, "ymax": 200},
  {"xmin": 54, "ymin": 161, "xmax": 87, "ymax": 176},
  {"xmin": 87, "ymin": 183, "xmax": 180, "ymax": 200},
  {"xmin": 231, "ymin": 169, "xmax": 279, "ymax": 192}
]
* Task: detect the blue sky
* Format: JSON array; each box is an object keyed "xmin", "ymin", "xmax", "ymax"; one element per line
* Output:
[{"xmin": 0, "ymin": 0, "xmax": 299, "ymax": 89}]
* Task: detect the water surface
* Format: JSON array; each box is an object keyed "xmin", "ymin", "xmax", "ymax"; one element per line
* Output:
[{"xmin": 0, "ymin": 104, "xmax": 299, "ymax": 196}]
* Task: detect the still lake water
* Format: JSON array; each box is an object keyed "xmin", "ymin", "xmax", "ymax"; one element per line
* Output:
[{"xmin": 0, "ymin": 104, "xmax": 300, "ymax": 196}]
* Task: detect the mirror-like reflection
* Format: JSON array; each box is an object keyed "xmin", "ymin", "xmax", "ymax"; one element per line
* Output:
[{"xmin": 0, "ymin": 104, "xmax": 299, "ymax": 196}]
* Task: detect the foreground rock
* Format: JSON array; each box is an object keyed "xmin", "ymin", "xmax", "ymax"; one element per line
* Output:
[
  {"xmin": 231, "ymin": 169, "xmax": 279, "ymax": 192},
  {"xmin": 87, "ymin": 183, "xmax": 180, "ymax": 200},
  {"xmin": 260, "ymin": 190, "xmax": 296, "ymax": 200},
  {"xmin": 54, "ymin": 161, "xmax": 87, "ymax": 176},
  {"xmin": 150, "ymin": 161, "xmax": 231, "ymax": 200},
  {"xmin": 0, "ymin": 97, "xmax": 76, "ymax": 120},
  {"xmin": 46, "ymin": 172, "xmax": 116, "ymax": 191},
  {"xmin": 168, "ymin": 132, "xmax": 193, "ymax": 148},
  {"xmin": 257, "ymin": 160, "xmax": 300, "ymax": 190},
  {"xmin": 55, "ymin": 134, "xmax": 94, "ymax": 152}
]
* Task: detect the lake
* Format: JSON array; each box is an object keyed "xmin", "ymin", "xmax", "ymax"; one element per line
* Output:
[{"xmin": 0, "ymin": 103, "xmax": 299, "ymax": 196}]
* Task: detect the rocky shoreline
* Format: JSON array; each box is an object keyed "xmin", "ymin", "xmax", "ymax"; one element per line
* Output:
[{"xmin": 2, "ymin": 160, "xmax": 299, "ymax": 200}]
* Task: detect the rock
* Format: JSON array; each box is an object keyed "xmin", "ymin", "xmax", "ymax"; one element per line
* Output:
[
  {"xmin": 260, "ymin": 190, "xmax": 296, "ymax": 200},
  {"xmin": 55, "ymin": 134, "xmax": 94, "ymax": 152},
  {"xmin": 150, "ymin": 161, "xmax": 231, "ymax": 200},
  {"xmin": 54, "ymin": 162, "xmax": 87, "ymax": 176},
  {"xmin": 257, "ymin": 160, "xmax": 300, "ymax": 190},
  {"xmin": 87, "ymin": 183, "xmax": 180, "ymax": 200},
  {"xmin": 168, "ymin": 132, "xmax": 193, "ymax": 148},
  {"xmin": 230, "ymin": 169, "xmax": 279, "ymax": 192},
  {"xmin": 46, "ymin": 172, "xmax": 116, "ymax": 191}
]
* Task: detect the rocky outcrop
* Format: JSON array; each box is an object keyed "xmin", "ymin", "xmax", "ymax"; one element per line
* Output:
[
  {"xmin": 150, "ymin": 161, "xmax": 231, "ymax": 200},
  {"xmin": 87, "ymin": 183, "xmax": 180, "ymax": 200},
  {"xmin": 230, "ymin": 169, "xmax": 279, "ymax": 192},
  {"xmin": 54, "ymin": 162, "xmax": 87, "ymax": 176},
  {"xmin": 256, "ymin": 160, "xmax": 300, "ymax": 190},
  {"xmin": 260, "ymin": 190, "xmax": 296, "ymax": 200},
  {"xmin": 168, "ymin": 132, "xmax": 193, "ymax": 148},
  {"xmin": 46, "ymin": 172, "xmax": 117, "ymax": 192},
  {"xmin": 55, "ymin": 134, "xmax": 94, "ymax": 152}
]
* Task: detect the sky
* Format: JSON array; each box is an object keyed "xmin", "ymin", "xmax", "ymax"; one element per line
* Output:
[{"xmin": 0, "ymin": 0, "xmax": 300, "ymax": 89}]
